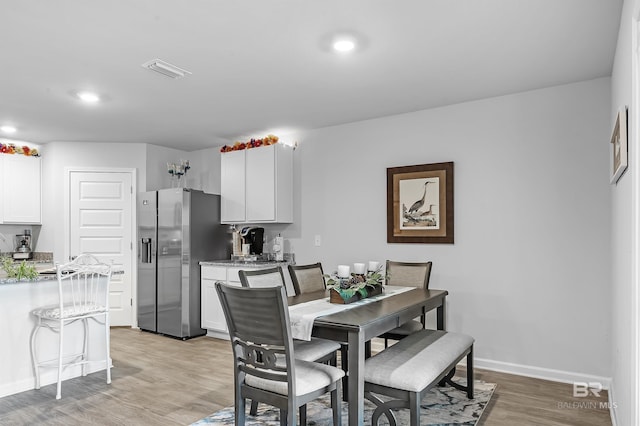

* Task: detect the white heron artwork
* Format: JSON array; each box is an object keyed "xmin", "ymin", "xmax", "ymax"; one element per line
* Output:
[{"xmin": 399, "ymin": 177, "xmax": 439, "ymax": 229}]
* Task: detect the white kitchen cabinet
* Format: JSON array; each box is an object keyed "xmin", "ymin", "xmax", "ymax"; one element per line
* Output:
[
  {"xmin": 0, "ymin": 155, "xmax": 41, "ymax": 224},
  {"xmin": 220, "ymin": 150, "xmax": 246, "ymax": 223},
  {"xmin": 220, "ymin": 144, "xmax": 293, "ymax": 224},
  {"xmin": 200, "ymin": 263, "xmax": 294, "ymax": 339},
  {"xmin": 201, "ymin": 266, "xmax": 231, "ymax": 333}
]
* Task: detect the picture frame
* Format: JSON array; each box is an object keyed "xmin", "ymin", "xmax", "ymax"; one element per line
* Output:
[
  {"xmin": 610, "ymin": 107, "xmax": 628, "ymax": 184},
  {"xmin": 387, "ymin": 161, "xmax": 454, "ymax": 244}
]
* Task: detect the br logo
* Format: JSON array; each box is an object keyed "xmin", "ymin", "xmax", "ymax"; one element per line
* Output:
[{"xmin": 573, "ymin": 382, "xmax": 603, "ymax": 398}]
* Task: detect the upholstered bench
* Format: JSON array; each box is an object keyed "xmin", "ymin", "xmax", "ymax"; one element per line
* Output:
[{"xmin": 364, "ymin": 329, "xmax": 474, "ymax": 426}]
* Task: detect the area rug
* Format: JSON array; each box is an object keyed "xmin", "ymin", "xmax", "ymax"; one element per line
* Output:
[{"xmin": 192, "ymin": 380, "xmax": 495, "ymax": 425}]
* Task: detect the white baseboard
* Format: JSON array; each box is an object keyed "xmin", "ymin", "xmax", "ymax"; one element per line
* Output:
[
  {"xmin": 473, "ymin": 357, "xmax": 612, "ymax": 389},
  {"xmin": 0, "ymin": 359, "xmax": 111, "ymax": 399}
]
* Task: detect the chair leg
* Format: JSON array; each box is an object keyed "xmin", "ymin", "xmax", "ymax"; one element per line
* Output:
[
  {"xmin": 384, "ymin": 338, "xmax": 389, "ymax": 348},
  {"xmin": 250, "ymin": 400, "xmax": 259, "ymax": 415},
  {"xmin": 105, "ymin": 314, "xmax": 111, "ymax": 384},
  {"xmin": 467, "ymin": 346, "xmax": 474, "ymax": 399},
  {"xmin": 30, "ymin": 322, "xmax": 41, "ymax": 390},
  {"xmin": 82, "ymin": 318, "xmax": 88, "ymax": 377},
  {"xmin": 299, "ymin": 404, "xmax": 307, "ymax": 425},
  {"xmin": 331, "ymin": 385, "xmax": 342, "ymax": 425},
  {"xmin": 340, "ymin": 344, "xmax": 349, "ymax": 402},
  {"xmin": 236, "ymin": 397, "xmax": 246, "ymax": 425},
  {"xmin": 56, "ymin": 319, "xmax": 64, "ymax": 400}
]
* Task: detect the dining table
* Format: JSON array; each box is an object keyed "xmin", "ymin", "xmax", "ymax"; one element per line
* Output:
[{"xmin": 287, "ymin": 286, "xmax": 448, "ymax": 426}]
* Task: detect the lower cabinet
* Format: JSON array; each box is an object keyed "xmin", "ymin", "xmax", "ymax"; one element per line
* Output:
[{"xmin": 201, "ymin": 264, "xmax": 293, "ymax": 339}]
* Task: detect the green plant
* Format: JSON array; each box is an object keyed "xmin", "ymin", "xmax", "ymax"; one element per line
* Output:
[
  {"xmin": 325, "ymin": 267, "xmax": 384, "ymax": 301},
  {"xmin": 1, "ymin": 256, "xmax": 39, "ymax": 280}
]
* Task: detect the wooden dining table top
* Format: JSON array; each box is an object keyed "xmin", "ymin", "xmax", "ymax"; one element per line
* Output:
[{"xmin": 287, "ymin": 287, "xmax": 448, "ymax": 336}]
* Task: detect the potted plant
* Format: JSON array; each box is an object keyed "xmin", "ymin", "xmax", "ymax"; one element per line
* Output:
[
  {"xmin": 325, "ymin": 267, "xmax": 384, "ymax": 304},
  {"xmin": 1, "ymin": 256, "xmax": 39, "ymax": 280}
]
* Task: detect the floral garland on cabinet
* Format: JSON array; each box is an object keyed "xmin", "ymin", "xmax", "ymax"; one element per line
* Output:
[
  {"xmin": 0, "ymin": 142, "xmax": 40, "ymax": 156},
  {"xmin": 220, "ymin": 134, "xmax": 278, "ymax": 153}
]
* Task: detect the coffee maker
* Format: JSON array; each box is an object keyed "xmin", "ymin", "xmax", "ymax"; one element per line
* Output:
[
  {"xmin": 240, "ymin": 226, "xmax": 265, "ymax": 255},
  {"xmin": 13, "ymin": 229, "xmax": 33, "ymax": 260}
]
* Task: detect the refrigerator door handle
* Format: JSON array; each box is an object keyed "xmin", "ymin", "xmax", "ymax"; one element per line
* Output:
[{"xmin": 141, "ymin": 238, "xmax": 152, "ymax": 263}]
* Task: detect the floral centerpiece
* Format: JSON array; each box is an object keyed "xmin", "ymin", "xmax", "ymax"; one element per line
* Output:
[{"xmin": 325, "ymin": 267, "xmax": 384, "ymax": 304}]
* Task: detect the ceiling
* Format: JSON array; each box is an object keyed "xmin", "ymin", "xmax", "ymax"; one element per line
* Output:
[{"xmin": 0, "ymin": 0, "xmax": 623, "ymax": 151}]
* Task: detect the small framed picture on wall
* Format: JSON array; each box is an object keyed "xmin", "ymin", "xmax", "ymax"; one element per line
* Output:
[{"xmin": 610, "ymin": 106, "xmax": 628, "ymax": 184}]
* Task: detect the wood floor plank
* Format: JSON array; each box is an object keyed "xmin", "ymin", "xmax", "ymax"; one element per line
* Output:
[{"xmin": 0, "ymin": 328, "xmax": 612, "ymax": 425}]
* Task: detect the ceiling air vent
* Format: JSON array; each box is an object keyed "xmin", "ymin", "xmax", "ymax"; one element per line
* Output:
[{"xmin": 142, "ymin": 59, "xmax": 192, "ymax": 79}]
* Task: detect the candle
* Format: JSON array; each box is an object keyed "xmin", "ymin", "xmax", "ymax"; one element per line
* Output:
[
  {"xmin": 337, "ymin": 265, "xmax": 350, "ymax": 278},
  {"xmin": 353, "ymin": 263, "xmax": 366, "ymax": 275},
  {"xmin": 368, "ymin": 261, "xmax": 380, "ymax": 272}
]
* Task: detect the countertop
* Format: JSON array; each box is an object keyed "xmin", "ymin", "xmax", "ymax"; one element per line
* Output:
[
  {"xmin": 200, "ymin": 259, "xmax": 292, "ymax": 267},
  {"xmin": 0, "ymin": 269, "xmax": 123, "ymax": 285}
]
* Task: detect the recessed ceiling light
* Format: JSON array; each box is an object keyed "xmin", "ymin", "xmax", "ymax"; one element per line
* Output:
[
  {"xmin": 77, "ymin": 91, "xmax": 100, "ymax": 103},
  {"xmin": 0, "ymin": 125, "xmax": 17, "ymax": 134},
  {"xmin": 333, "ymin": 39, "xmax": 356, "ymax": 52}
]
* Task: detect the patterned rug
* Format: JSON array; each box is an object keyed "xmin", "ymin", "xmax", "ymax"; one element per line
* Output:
[{"xmin": 192, "ymin": 380, "xmax": 495, "ymax": 425}]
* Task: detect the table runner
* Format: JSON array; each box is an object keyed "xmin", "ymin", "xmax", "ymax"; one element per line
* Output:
[{"xmin": 289, "ymin": 286, "xmax": 414, "ymax": 341}]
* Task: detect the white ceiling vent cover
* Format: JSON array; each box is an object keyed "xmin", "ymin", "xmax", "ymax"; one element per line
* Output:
[{"xmin": 142, "ymin": 59, "xmax": 192, "ymax": 79}]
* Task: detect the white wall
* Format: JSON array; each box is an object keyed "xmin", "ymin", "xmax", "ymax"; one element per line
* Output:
[
  {"xmin": 144, "ymin": 144, "xmax": 221, "ymax": 194},
  {"xmin": 610, "ymin": 1, "xmax": 639, "ymax": 425},
  {"xmin": 38, "ymin": 142, "xmax": 147, "ymax": 263},
  {"xmin": 188, "ymin": 146, "xmax": 222, "ymax": 194},
  {"xmin": 283, "ymin": 78, "xmax": 612, "ymax": 383}
]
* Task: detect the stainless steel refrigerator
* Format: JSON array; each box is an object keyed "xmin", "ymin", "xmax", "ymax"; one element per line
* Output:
[{"xmin": 137, "ymin": 188, "xmax": 230, "ymax": 339}]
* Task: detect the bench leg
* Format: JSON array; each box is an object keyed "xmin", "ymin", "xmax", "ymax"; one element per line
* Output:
[
  {"xmin": 467, "ymin": 345, "xmax": 474, "ymax": 399},
  {"xmin": 409, "ymin": 392, "xmax": 420, "ymax": 426}
]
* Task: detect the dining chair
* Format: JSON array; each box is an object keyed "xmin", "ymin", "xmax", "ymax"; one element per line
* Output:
[
  {"xmin": 30, "ymin": 254, "xmax": 113, "ymax": 399},
  {"xmin": 287, "ymin": 262, "xmax": 351, "ymax": 364},
  {"xmin": 239, "ymin": 267, "xmax": 342, "ymax": 415},
  {"xmin": 379, "ymin": 260, "xmax": 433, "ymax": 347},
  {"xmin": 288, "ymin": 262, "xmax": 326, "ymax": 296},
  {"xmin": 216, "ymin": 282, "xmax": 344, "ymax": 425}
]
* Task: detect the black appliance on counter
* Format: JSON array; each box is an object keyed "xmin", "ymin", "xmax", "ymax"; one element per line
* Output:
[{"xmin": 240, "ymin": 226, "xmax": 265, "ymax": 255}]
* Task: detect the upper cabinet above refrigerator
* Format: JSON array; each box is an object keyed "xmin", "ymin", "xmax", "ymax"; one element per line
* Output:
[{"xmin": 220, "ymin": 143, "xmax": 293, "ymax": 224}]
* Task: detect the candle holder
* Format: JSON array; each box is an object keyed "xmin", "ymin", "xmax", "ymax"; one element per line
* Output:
[{"xmin": 167, "ymin": 160, "xmax": 191, "ymax": 188}]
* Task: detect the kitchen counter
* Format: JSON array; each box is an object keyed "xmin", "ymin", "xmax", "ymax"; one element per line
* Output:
[
  {"xmin": 0, "ymin": 273, "xmax": 112, "ymax": 398},
  {"xmin": 0, "ymin": 269, "xmax": 123, "ymax": 285},
  {"xmin": 199, "ymin": 259, "xmax": 291, "ymax": 267}
]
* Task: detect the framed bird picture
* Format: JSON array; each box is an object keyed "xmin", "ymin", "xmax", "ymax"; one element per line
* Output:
[{"xmin": 387, "ymin": 162, "xmax": 454, "ymax": 244}]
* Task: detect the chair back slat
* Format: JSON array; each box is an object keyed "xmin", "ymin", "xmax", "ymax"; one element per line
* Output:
[
  {"xmin": 288, "ymin": 263, "xmax": 325, "ymax": 295},
  {"xmin": 238, "ymin": 267, "xmax": 285, "ymax": 289},
  {"xmin": 57, "ymin": 254, "xmax": 112, "ymax": 315},
  {"xmin": 385, "ymin": 260, "xmax": 432, "ymax": 289},
  {"xmin": 216, "ymin": 283, "xmax": 296, "ymax": 394}
]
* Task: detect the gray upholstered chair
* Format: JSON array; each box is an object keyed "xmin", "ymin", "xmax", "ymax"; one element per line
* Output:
[
  {"xmin": 288, "ymin": 263, "xmax": 326, "ymax": 296},
  {"xmin": 239, "ymin": 267, "xmax": 342, "ymax": 415},
  {"xmin": 239, "ymin": 267, "xmax": 340, "ymax": 363},
  {"xmin": 379, "ymin": 260, "xmax": 433, "ymax": 347},
  {"xmin": 216, "ymin": 282, "xmax": 344, "ymax": 425}
]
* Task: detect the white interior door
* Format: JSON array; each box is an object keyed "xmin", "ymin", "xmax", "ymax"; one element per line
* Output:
[{"xmin": 68, "ymin": 170, "xmax": 134, "ymax": 326}]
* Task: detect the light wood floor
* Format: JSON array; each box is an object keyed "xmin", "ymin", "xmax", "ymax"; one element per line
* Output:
[{"xmin": 0, "ymin": 327, "xmax": 612, "ymax": 425}]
